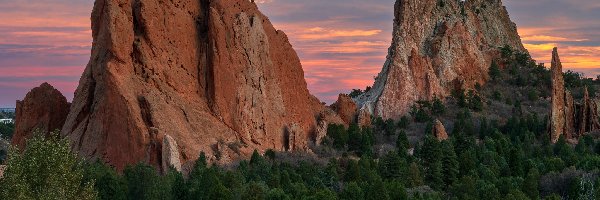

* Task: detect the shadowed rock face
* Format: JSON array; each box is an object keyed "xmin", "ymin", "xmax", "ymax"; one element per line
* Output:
[
  {"xmin": 357, "ymin": 0, "xmax": 525, "ymax": 119},
  {"xmin": 61, "ymin": 0, "xmax": 327, "ymax": 171},
  {"xmin": 13, "ymin": 83, "xmax": 70, "ymax": 148}
]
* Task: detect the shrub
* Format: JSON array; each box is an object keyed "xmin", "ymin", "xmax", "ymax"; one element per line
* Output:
[
  {"xmin": 0, "ymin": 131, "xmax": 97, "ymax": 200},
  {"xmin": 489, "ymin": 61, "xmax": 501, "ymax": 81}
]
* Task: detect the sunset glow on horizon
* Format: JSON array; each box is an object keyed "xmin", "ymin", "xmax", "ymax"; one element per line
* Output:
[{"xmin": 0, "ymin": 0, "xmax": 599, "ymax": 107}]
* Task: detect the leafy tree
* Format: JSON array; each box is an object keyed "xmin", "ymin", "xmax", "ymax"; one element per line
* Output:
[{"xmin": 0, "ymin": 132, "xmax": 97, "ymax": 200}]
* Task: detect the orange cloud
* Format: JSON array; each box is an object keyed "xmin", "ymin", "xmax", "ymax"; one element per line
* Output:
[
  {"xmin": 297, "ymin": 27, "xmax": 382, "ymax": 40},
  {"xmin": 522, "ymin": 35, "xmax": 588, "ymax": 42}
]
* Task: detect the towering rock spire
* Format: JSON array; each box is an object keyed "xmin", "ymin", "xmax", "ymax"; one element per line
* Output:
[
  {"xmin": 549, "ymin": 48, "xmax": 600, "ymax": 143},
  {"xmin": 59, "ymin": 0, "xmax": 330, "ymax": 170},
  {"xmin": 356, "ymin": 0, "xmax": 526, "ymax": 119},
  {"xmin": 550, "ymin": 47, "xmax": 567, "ymax": 143}
]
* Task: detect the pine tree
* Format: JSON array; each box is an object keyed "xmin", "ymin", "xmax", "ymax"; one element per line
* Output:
[
  {"xmin": 396, "ymin": 130, "xmax": 410, "ymax": 156},
  {"xmin": 489, "ymin": 60, "xmax": 501, "ymax": 81},
  {"xmin": 420, "ymin": 136, "xmax": 444, "ymax": 190},
  {"xmin": 407, "ymin": 162, "xmax": 424, "ymax": 187},
  {"xmin": 440, "ymin": 140, "xmax": 459, "ymax": 186},
  {"xmin": 522, "ymin": 168, "xmax": 540, "ymax": 200}
]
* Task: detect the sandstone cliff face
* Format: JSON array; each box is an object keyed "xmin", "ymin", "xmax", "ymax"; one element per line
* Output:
[
  {"xmin": 356, "ymin": 0, "xmax": 525, "ymax": 119},
  {"xmin": 13, "ymin": 83, "xmax": 70, "ymax": 148},
  {"xmin": 61, "ymin": 0, "xmax": 326, "ymax": 170}
]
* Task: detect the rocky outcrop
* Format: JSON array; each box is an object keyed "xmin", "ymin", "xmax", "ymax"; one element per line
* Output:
[
  {"xmin": 356, "ymin": 0, "xmax": 526, "ymax": 119},
  {"xmin": 330, "ymin": 94, "xmax": 358, "ymax": 125},
  {"xmin": 13, "ymin": 83, "xmax": 70, "ymax": 148},
  {"xmin": 550, "ymin": 48, "xmax": 567, "ymax": 143},
  {"xmin": 0, "ymin": 165, "xmax": 5, "ymax": 179},
  {"xmin": 314, "ymin": 109, "xmax": 346, "ymax": 145},
  {"xmin": 564, "ymin": 90, "xmax": 575, "ymax": 139},
  {"xmin": 61, "ymin": 0, "xmax": 329, "ymax": 170},
  {"xmin": 286, "ymin": 123, "xmax": 309, "ymax": 152},
  {"xmin": 549, "ymin": 48, "xmax": 600, "ymax": 143},
  {"xmin": 433, "ymin": 119, "xmax": 448, "ymax": 141},
  {"xmin": 357, "ymin": 108, "xmax": 372, "ymax": 127},
  {"xmin": 161, "ymin": 135, "xmax": 182, "ymax": 172},
  {"xmin": 575, "ymin": 87, "xmax": 600, "ymax": 137}
]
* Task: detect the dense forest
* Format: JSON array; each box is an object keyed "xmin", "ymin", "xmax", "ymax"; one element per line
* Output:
[{"xmin": 1, "ymin": 47, "xmax": 600, "ymax": 200}]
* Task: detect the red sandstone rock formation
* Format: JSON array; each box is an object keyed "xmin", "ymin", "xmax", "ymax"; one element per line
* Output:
[
  {"xmin": 575, "ymin": 87, "xmax": 600, "ymax": 137},
  {"xmin": 330, "ymin": 94, "xmax": 358, "ymax": 125},
  {"xmin": 549, "ymin": 48, "xmax": 600, "ymax": 143},
  {"xmin": 61, "ymin": 0, "xmax": 329, "ymax": 170},
  {"xmin": 550, "ymin": 48, "xmax": 567, "ymax": 143},
  {"xmin": 356, "ymin": 0, "xmax": 526, "ymax": 119},
  {"xmin": 433, "ymin": 119, "xmax": 448, "ymax": 141},
  {"xmin": 12, "ymin": 83, "xmax": 70, "ymax": 148},
  {"xmin": 564, "ymin": 90, "xmax": 575, "ymax": 139},
  {"xmin": 357, "ymin": 108, "xmax": 372, "ymax": 127}
]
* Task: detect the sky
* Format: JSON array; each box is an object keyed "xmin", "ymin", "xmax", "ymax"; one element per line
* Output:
[{"xmin": 0, "ymin": 0, "xmax": 599, "ymax": 107}]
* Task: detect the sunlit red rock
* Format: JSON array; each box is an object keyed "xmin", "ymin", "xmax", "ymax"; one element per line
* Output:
[
  {"xmin": 357, "ymin": 0, "xmax": 526, "ymax": 119},
  {"xmin": 433, "ymin": 119, "xmax": 448, "ymax": 141},
  {"xmin": 550, "ymin": 48, "xmax": 566, "ymax": 143},
  {"xmin": 330, "ymin": 94, "xmax": 358, "ymax": 125},
  {"xmin": 61, "ymin": 0, "xmax": 330, "ymax": 171},
  {"xmin": 12, "ymin": 83, "xmax": 70, "ymax": 148}
]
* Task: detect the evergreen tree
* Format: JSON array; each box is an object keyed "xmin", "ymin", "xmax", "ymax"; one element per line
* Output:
[
  {"xmin": 407, "ymin": 162, "xmax": 424, "ymax": 187},
  {"xmin": 396, "ymin": 130, "xmax": 410, "ymax": 155},
  {"xmin": 340, "ymin": 182, "xmax": 364, "ymax": 200},
  {"xmin": 432, "ymin": 97, "xmax": 445, "ymax": 115},
  {"xmin": 379, "ymin": 151, "xmax": 406, "ymax": 180},
  {"xmin": 420, "ymin": 136, "xmax": 444, "ymax": 190},
  {"xmin": 522, "ymin": 168, "xmax": 540, "ymax": 200},
  {"xmin": 440, "ymin": 140, "xmax": 459, "ymax": 186},
  {"xmin": 489, "ymin": 61, "xmax": 501, "ymax": 81},
  {"xmin": 397, "ymin": 116, "xmax": 410, "ymax": 129}
]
